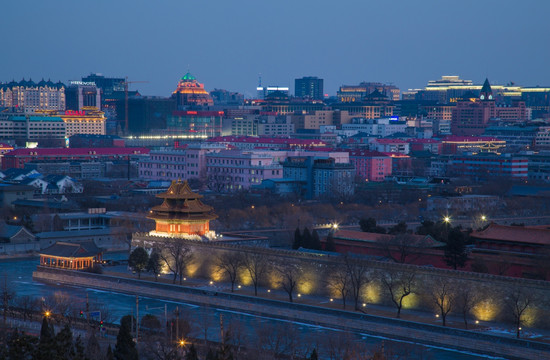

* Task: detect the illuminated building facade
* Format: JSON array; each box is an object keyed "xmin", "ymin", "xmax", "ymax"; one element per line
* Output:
[
  {"xmin": 337, "ymin": 82, "xmax": 400, "ymax": 102},
  {"xmin": 147, "ymin": 179, "xmax": 217, "ymax": 236},
  {"xmin": 168, "ymin": 110, "xmax": 223, "ymax": 137},
  {"xmin": 0, "ymin": 79, "xmax": 65, "ymax": 113},
  {"xmin": 59, "ymin": 107, "xmax": 106, "ymax": 136},
  {"xmin": 172, "ymin": 72, "xmax": 213, "ymax": 109}
]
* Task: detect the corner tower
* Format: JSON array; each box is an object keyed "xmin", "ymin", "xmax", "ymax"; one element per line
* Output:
[{"xmin": 147, "ymin": 179, "xmax": 217, "ymax": 236}]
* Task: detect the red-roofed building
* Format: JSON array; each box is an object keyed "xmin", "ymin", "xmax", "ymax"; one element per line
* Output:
[
  {"xmin": 2, "ymin": 147, "xmax": 150, "ymax": 170},
  {"xmin": 441, "ymin": 135, "xmax": 506, "ymax": 154},
  {"xmin": 408, "ymin": 139, "xmax": 442, "ymax": 154},
  {"xmin": 208, "ymin": 136, "xmax": 325, "ymax": 150},
  {"xmin": 348, "ymin": 150, "xmax": 392, "ymax": 181},
  {"xmin": 470, "ymin": 223, "xmax": 550, "ymax": 279},
  {"xmin": 324, "ymin": 229, "xmax": 446, "ymax": 266},
  {"xmin": 371, "ymin": 138, "xmax": 410, "ymax": 154}
]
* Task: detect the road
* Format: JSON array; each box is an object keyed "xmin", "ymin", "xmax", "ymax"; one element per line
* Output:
[{"xmin": 1, "ymin": 255, "xmax": 512, "ymax": 360}]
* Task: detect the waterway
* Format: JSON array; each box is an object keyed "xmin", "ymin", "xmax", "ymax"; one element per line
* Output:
[{"xmin": 0, "ymin": 255, "xmax": 506, "ymax": 360}]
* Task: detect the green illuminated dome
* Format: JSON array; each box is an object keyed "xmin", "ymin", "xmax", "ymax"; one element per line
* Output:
[{"xmin": 181, "ymin": 72, "xmax": 196, "ymax": 81}]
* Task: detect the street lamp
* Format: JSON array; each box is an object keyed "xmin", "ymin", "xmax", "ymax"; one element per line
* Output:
[
  {"xmin": 481, "ymin": 215, "xmax": 487, "ymax": 222},
  {"xmin": 443, "ymin": 216, "xmax": 451, "ymax": 224}
]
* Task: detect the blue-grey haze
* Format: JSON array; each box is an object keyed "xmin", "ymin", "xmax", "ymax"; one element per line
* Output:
[{"xmin": 1, "ymin": 0, "xmax": 549, "ymax": 97}]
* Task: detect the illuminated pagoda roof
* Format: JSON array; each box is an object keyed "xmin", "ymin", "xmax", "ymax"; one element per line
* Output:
[
  {"xmin": 148, "ymin": 179, "xmax": 217, "ymax": 222},
  {"xmin": 173, "ymin": 71, "xmax": 209, "ymax": 95},
  {"xmin": 181, "ymin": 72, "xmax": 196, "ymax": 81}
]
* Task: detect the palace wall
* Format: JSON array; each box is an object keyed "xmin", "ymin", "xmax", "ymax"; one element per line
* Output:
[{"xmin": 132, "ymin": 233, "xmax": 550, "ymax": 329}]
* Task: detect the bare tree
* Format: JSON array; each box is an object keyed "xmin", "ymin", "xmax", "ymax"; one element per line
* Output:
[
  {"xmin": 344, "ymin": 257, "xmax": 371, "ymax": 311},
  {"xmin": 276, "ymin": 263, "xmax": 302, "ymax": 303},
  {"xmin": 16, "ymin": 295, "xmax": 41, "ymax": 322},
  {"xmin": 327, "ymin": 265, "xmax": 351, "ymax": 309},
  {"xmin": 379, "ymin": 233, "xmax": 429, "ymax": 264},
  {"xmin": 159, "ymin": 240, "xmax": 193, "ymax": 285},
  {"xmin": 455, "ymin": 284, "xmax": 479, "ymax": 329},
  {"xmin": 216, "ymin": 252, "xmax": 243, "ymax": 292},
  {"xmin": 431, "ymin": 278, "xmax": 455, "ymax": 326},
  {"xmin": 0, "ymin": 275, "xmax": 14, "ymax": 325},
  {"xmin": 504, "ymin": 287, "xmax": 535, "ymax": 338},
  {"xmin": 242, "ymin": 252, "xmax": 269, "ymax": 296},
  {"xmin": 381, "ymin": 269, "xmax": 416, "ymax": 318}
]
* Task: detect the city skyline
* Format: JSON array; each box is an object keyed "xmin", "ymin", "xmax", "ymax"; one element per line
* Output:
[{"xmin": 2, "ymin": 0, "xmax": 550, "ymax": 97}]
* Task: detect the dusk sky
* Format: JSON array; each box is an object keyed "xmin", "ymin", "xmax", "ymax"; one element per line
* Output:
[{"xmin": 2, "ymin": 0, "xmax": 550, "ymax": 97}]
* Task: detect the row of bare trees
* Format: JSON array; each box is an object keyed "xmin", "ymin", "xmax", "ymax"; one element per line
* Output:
[{"xmin": 131, "ymin": 242, "xmax": 543, "ymax": 338}]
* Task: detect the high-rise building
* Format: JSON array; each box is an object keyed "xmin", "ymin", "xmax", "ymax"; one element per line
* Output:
[
  {"xmin": 81, "ymin": 73, "xmax": 125, "ymax": 100},
  {"xmin": 295, "ymin": 76, "xmax": 324, "ymax": 100},
  {"xmin": 65, "ymin": 81, "xmax": 101, "ymax": 111}
]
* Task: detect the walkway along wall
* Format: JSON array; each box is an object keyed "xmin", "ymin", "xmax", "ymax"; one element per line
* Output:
[
  {"xmin": 33, "ymin": 266, "xmax": 550, "ymax": 360},
  {"xmin": 132, "ymin": 233, "xmax": 550, "ymax": 329}
]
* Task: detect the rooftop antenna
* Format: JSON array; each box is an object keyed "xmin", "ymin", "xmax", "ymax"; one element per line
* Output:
[{"xmin": 258, "ymin": 73, "xmax": 262, "ymax": 87}]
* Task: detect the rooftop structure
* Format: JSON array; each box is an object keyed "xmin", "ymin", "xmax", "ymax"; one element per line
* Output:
[
  {"xmin": 172, "ymin": 72, "xmax": 213, "ymax": 108},
  {"xmin": 147, "ymin": 179, "xmax": 217, "ymax": 237}
]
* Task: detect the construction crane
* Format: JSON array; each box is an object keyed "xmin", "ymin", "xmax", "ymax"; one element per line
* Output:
[{"xmin": 123, "ymin": 77, "xmax": 149, "ymax": 134}]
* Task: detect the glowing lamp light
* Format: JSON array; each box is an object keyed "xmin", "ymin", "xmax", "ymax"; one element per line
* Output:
[
  {"xmin": 45, "ymin": 311, "xmax": 51, "ymax": 317},
  {"xmin": 475, "ymin": 320, "xmax": 480, "ymax": 324},
  {"xmin": 443, "ymin": 216, "xmax": 451, "ymax": 223},
  {"xmin": 362, "ymin": 303, "xmax": 366, "ymax": 307},
  {"xmin": 267, "ymin": 289, "xmax": 271, "ymax": 293},
  {"xmin": 297, "ymin": 294, "xmax": 301, "ymax": 297},
  {"xmin": 237, "ymin": 285, "xmax": 241, "ymax": 289},
  {"xmin": 209, "ymin": 281, "xmax": 213, "ymax": 285}
]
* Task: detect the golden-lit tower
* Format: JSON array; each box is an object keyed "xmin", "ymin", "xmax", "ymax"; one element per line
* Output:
[
  {"xmin": 172, "ymin": 72, "xmax": 214, "ymax": 108},
  {"xmin": 147, "ymin": 179, "xmax": 217, "ymax": 236}
]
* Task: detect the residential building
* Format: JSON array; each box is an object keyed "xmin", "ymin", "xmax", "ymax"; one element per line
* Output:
[
  {"xmin": 206, "ymin": 149, "xmax": 283, "ymax": 191},
  {"xmin": 0, "ymin": 115, "xmax": 66, "ymax": 146},
  {"xmin": 450, "ymin": 154, "xmax": 528, "ymax": 180},
  {"xmin": 2, "ymin": 147, "xmax": 149, "ymax": 170},
  {"xmin": 210, "ymin": 89, "xmax": 244, "ymax": 106},
  {"xmin": 349, "ymin": 150, "xmax": 392, "ymax": 182},
  {"xmin": 207, "ymin": 136, "xmax": 325, "ymax": 150},
  {"xmin": 282, "ymin": 156, "xmax": 355, "ymax": 199},
  {"xmin": 139, "ymin": 143, "xmax": 226, "ymax": 181},
  {"xmin": 295, "ymin": 77, "xmax": 324, "ymax": 100}
]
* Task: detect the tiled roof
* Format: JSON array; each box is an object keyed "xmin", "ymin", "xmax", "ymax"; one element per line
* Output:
[
  {"xmin": 208, "ymin": 136, "xmax": 324, "ymax": 146},
  {"xmin": 39, "ymin": 241, "xmax": 102, "ymax": 258},
  {"xmin": 471, "ymin": 223, "xmax": 550, "ymax": 246},
  {"xmin": 441, "ymin": 136, "xmax": 502, "ymax": 142},
  {"xmin": 333, "ymin": 230, "xmax": 444, "ymax": 248},
  {"xmin": 5, "ymin": 147, "xmax": 150, "ymax": 157},
  {"xmin": 375, "ymin": 138, "xmax": 409, "ymax": 144},
  {"xmin": 348, "ymin": 150, "xmax": 389, "ymax": 157}
]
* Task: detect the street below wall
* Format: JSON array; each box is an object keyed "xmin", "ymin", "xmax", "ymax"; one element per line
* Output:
[{"xmin": 31, "ymin": 264, "xmax": 550, "ymax": 360}]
